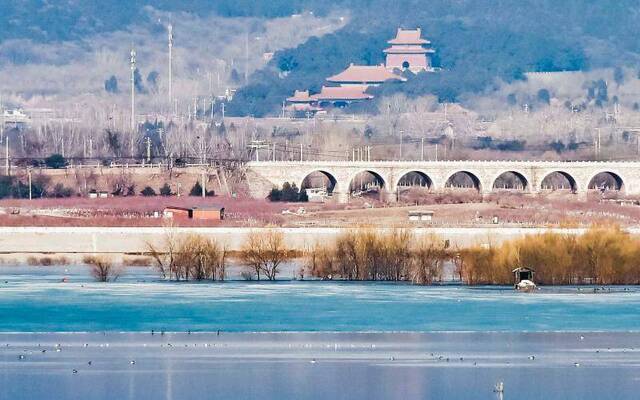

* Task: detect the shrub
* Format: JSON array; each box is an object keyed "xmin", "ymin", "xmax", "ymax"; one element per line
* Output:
[
  {"xmin": 83, "ymin": 255, "xmax": 121, "ymax": 282},
  {"xmin": 44, "ymin": 154, "xmax": 68, "ymax": 169},
  {"xmin": 122, "ymin": 256, "xmax": 152, "ymax": 266},
  {"xmin": 189, "ymin": 182, "xmax": 215, "ymax": 197},
  {"xmin": 159, "ymin": 183, "xmax": 172, "ymax": 196},
  {"xmin": 268, "ymin": 182, "xmax": 307, "ymax": 202},
  {"xmin": 26, "ymin": 255, "xmax": 70, "ymax": 266},
  {"xmin": 140, "ymin": 186, "xmax": 157, "ymax": 196},
  {"xmin": 50, "ymin": 183, "xmax": 73, "ymax": 198}
]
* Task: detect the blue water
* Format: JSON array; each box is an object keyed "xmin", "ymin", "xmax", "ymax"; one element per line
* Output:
[{"xmin": 1, "ymin": 266, "xmax": 640, "ymax": 332}]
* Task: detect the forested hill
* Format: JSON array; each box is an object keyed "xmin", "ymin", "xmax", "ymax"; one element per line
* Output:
[
  {"xmin": 0, "ymin": 0, "xmax": 324, "ymax": 42},
  {"xmin": 229, "ymin": 0, "xmax": 640, "ymax": 116},
  {"xmin": 1, "ymin": 1, "xmax": 639, "ymax": 116}
]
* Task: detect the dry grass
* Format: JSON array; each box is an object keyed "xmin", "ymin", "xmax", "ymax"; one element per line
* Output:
[
  {"xmin": 26, "ymin": 255, "xmax": 70, "ymax": 266},
  {"xmin": 122, "ymin": 256, "xmax": 153, "ymax": 267}
]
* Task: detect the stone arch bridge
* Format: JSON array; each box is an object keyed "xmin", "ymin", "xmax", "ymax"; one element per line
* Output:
[{"xmin": 246, "ymin": 160, "xmax": 640, "ymax": 203}]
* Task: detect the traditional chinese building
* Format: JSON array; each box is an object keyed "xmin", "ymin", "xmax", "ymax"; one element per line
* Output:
[
  {"xmin": 285, "ymin": 27, "xmax": 437, "ymax": 113},
  {"xmin": 312, "ymin": 85, "xmax": 373, "ymax": 108},
  {"xmin": 286, "ymin": 90, "xmax": 322, "ymax": 113},
  {"xmin": 384, "ymin": 28, "xmax": 435, "ymax": 72},
  {"xmin": 326, "ymin": 64, "xmax": 406, "ymax": 87}
]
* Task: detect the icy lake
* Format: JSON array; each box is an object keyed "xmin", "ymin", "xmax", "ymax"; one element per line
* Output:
[{"xmin": 2, "ymin": 266, "xmax": 640, "ymax": 399}]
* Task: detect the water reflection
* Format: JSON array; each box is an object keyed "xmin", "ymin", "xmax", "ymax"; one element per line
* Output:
[{"xmin": 0, "ymin": 332, "xmax": 639, "ymax": 400}]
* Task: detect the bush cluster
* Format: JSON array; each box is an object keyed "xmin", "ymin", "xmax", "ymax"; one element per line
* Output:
[
  {"xmin": 0, "ymin": 175, "xmax": 73, "ymax": 199},
  {"xmin": 306, "ymin": 226, "xmax": 640, "ymax": 285},
  {"xmin": 460, "ymin": 226, "xmax": 640, "ymax": 285},
  {"xmin": 268, "ymin": 182, "xmax": 307, "ymax": 202},
  {"xmin": 148, "ymin": 234, "xmax": 227, "ymax": 281},
  {"xmin": 306, "ymin": 229, "xmax": 447, "ymax": 284}
]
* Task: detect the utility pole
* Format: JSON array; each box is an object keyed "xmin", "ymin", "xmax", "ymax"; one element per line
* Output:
[
  {"xmin": 168, "ymin": 24, "xmax": 173, "ymax": 112},
  {"xmin": 193, "ymin": 97, "xmax": 198, "ymax": 120},
  {"xmin": 130, "ymin": 46, "xmax": 137, "ymax": 132},
  {"xmin": 27, "ymin": 167, "xmax": 32, "ymax": 200},
  {"xmin": 421, "ymin": 138, "xmax": 424, "ymax": 161},
  {"xmin": 210, "ymin": 97, "xmax": 214, "ymax": 120},
  {"xmin": 5, "ymin": 136, "xmax": 8, "ymax": 176},
  {"xmin": 146, "ymin": 137, "xmax": 151, "ymax": 162},
  {"xmin": 201, "ymin": 170, "xmax": 206, "ymax": 198},
  {"xmin": 0, "ymin": 93, "xmax": 4, "ymax": 144},
  {"xmin": 247, "ymin": 140, "xmax": 268, "ymax": 162},
  {"xmin": 244, "ymin": 32, "xmax": 249, "ymax": 85}
]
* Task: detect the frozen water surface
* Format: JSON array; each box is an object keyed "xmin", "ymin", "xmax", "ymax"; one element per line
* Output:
[
  {"xmin": 1, "ymin": 332, "xmax": 640, "ymax": 400},
  {"xmin": 1, "ymin": 267, "xmax": 640, "ymax": 399},
  {"xmin": 0, "ymin": 267, "xmax": 639, "ymax": 332}
]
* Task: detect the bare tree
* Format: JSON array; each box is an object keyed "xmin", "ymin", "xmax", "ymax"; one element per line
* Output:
[
  {"xmin": 240, "ymin": 230, "xmax": 292, "ymax": 281},
  {"xmin": 83, "ymin": 255, "xmax": 121, "ymax": 282},
  {"xmin": 147, "ymin": 225, "xmax": 226, "ymax": 281}
]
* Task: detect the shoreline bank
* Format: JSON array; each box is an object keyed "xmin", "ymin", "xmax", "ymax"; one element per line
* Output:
[{"xmin": 0, "ymin": 226, "xmax": 624, "ymax": 257}]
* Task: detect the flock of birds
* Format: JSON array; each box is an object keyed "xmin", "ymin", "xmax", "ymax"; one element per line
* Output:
[{"xmin": 6, "ymin": 332, "xmax": 620, "ymax": 396}]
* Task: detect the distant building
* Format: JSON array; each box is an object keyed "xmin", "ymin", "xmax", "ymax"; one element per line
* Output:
[
  {"xmin": 326, "ymin": 64, "xmax": 405, "ymax": 87},
  {"xmin": 384, "ymin": 28, "xmax": 435, "ymax": 73},
  {"xmin": 286, "ymin": 90, "xmax": 322, "ymax": 113},
  {"xmin": 191, "ymin": 206, "xmax": 225, "ymax": 220},
  {"xmin": 312, "ymin": 85, "xmax": 373, "ymax": 108},
  {"xmin": 163, "ymin": 206, "xmax": 192, "ymax": 219},
  {"xmin": 285, "ymin": 26, "xmax": 437, "ymax": 113},
  {"xmin": 163, "ymin": 206, "xmax": 224, "ymax": 220},
  {"xmin": 408, "ymin": 210, "xmax": 434, "ymax": 222}
]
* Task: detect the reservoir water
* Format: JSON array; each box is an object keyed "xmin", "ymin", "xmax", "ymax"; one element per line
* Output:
[
  {"xmin": 2, "ymin": 266, "xmax": 640, "ymax": 399},
  {"xmin": 1, "ymin": 266, "xmax": 640, "ymax": 332}
]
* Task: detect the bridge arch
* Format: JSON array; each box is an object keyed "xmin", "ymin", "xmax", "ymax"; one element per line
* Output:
[
  {"xmin": 348, "ymin": 169, "xmax": 387, "ymax": 196},
  {"xmin": 444, "ymin": 170, "xmax": 482, "ymax": 192},
  {"xmin": 492, "ymin": 170, "xmax": 530, "ymax": 192},
  {"xmin": 395, "ymin": 170, "xmax": 434, "ymax": 190},
  {"xmin": 540, "ymin": 170, "xmax": 578, "ymax": 193},
  {"xmin": 588, "ymin": 171, "xmax": 625, "ymax": 193},
  {"xmin": 299, "ymin": 170, "xmax": 339, "ymax": 194}
]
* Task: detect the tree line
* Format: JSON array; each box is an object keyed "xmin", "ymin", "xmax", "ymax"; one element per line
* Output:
[
  {"xmin": 108, "ymin": 225, "xmax": 640, "ymax": 285},
  {"xmin": 305, "ymin": 226, "xmax": 640, "ymax": 285}
]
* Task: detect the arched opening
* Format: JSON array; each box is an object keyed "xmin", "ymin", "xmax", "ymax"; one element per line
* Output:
[
  {"xmin": 588, "ymin": 171, "xmax": 624, "ymax": 193},
  {"xmin": 492, "ymin": 171, "xmax": 529, "ymax": 191},
  {"xmin": 402, "ymin": 61, "xmax": 410, "ymax": 69},
  {"xmin": 349, "ymin": 170, "xmax": 386, "ymax": 199},
  {"xmin": 397, "ymin": 171, "xmax": 433, "ymax": 203},
  {"xmin": 301, "ymin": 171, "xmax": 338, "ymax": 199},
  {"xmin": 540, "ymin": 171, "xmax": 577, "ymax": 193},
  {"xmin": 445, "ymin": 171, "xmax": 482, "ymax": 192}
]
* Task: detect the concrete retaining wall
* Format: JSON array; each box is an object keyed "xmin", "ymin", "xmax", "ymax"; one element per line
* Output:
[{"xmin": 0, "ymin": 226, "xmax": 626, "ymax": 255}]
